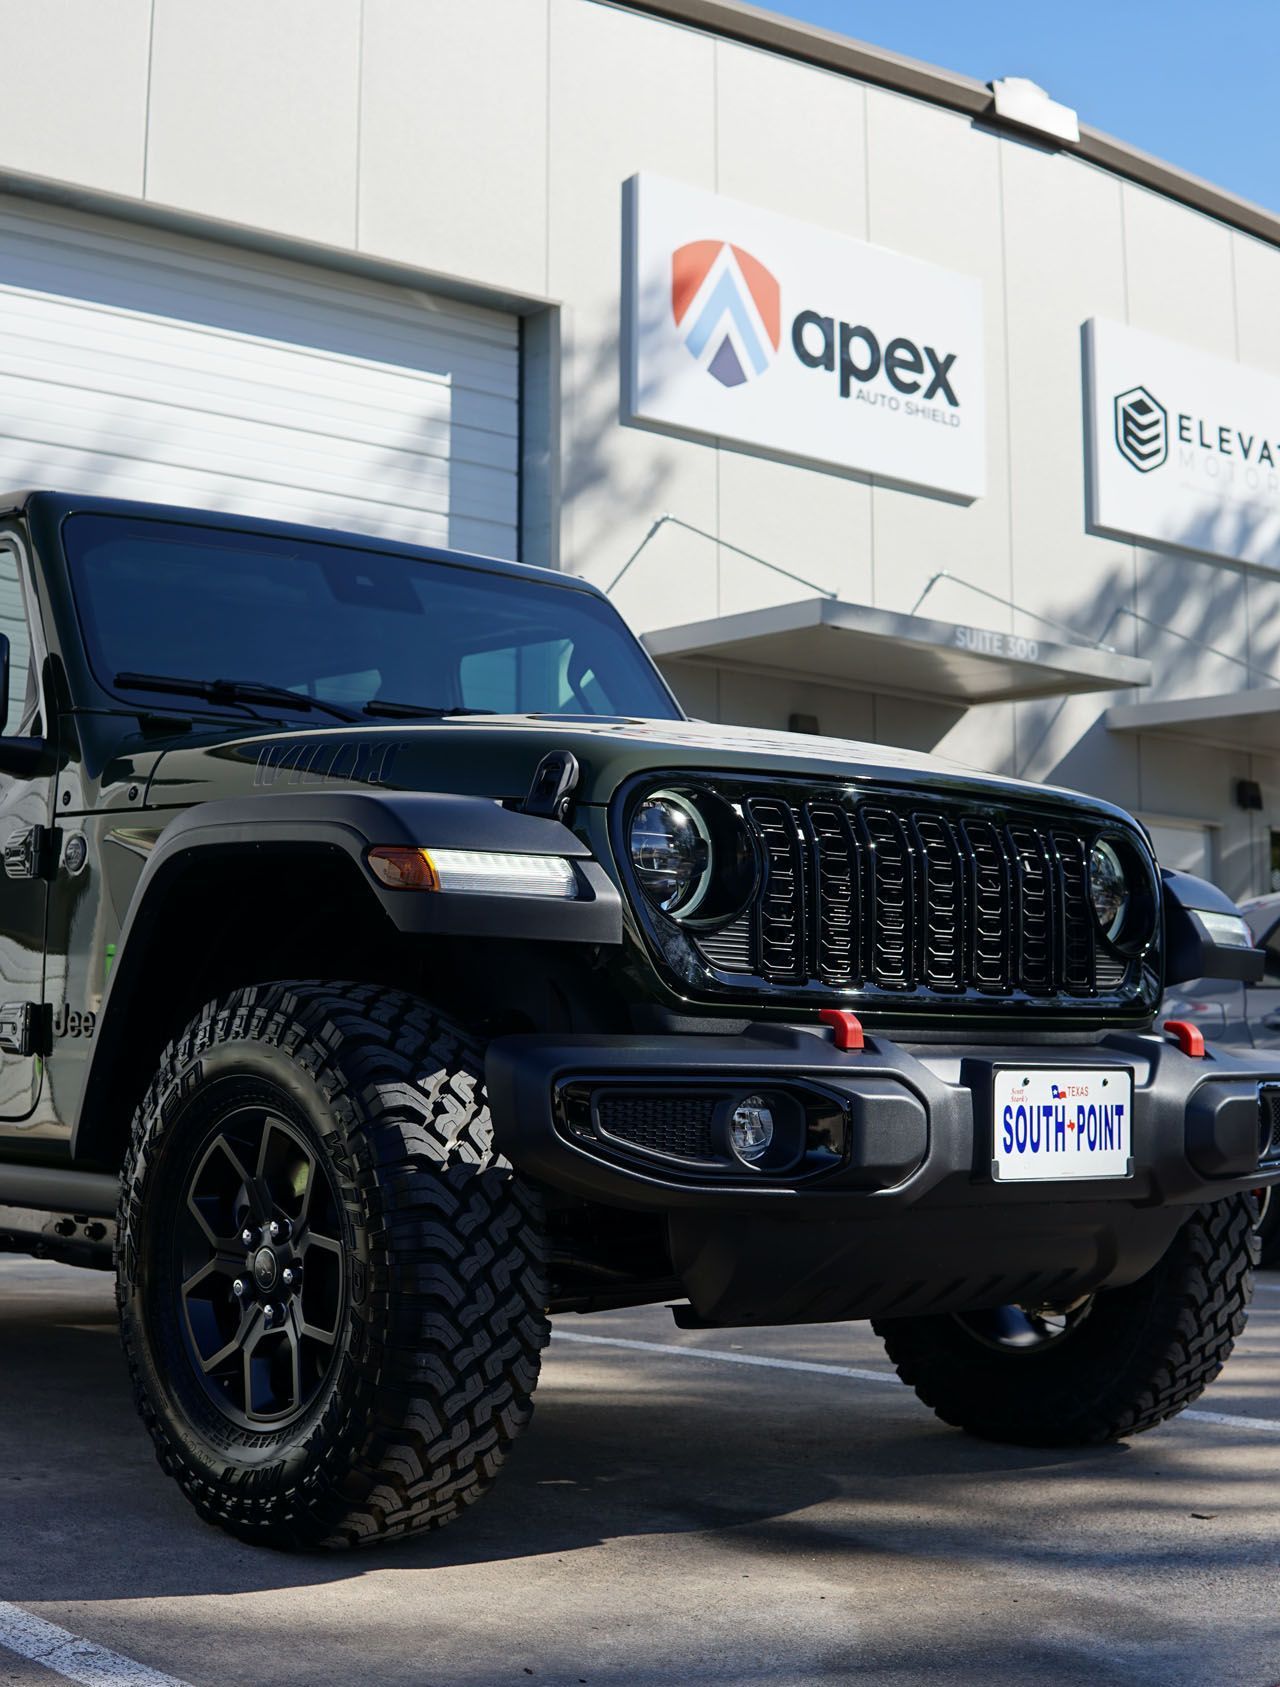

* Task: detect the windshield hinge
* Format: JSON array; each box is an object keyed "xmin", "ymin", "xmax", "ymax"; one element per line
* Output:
[
  {"xmin": 523, "ymin": 750, "xmax": 580, "ymax": 822},
  {"xmin": 0, "ymin": 1002, "xmax": 39, "ymax": 1056},
  {"xmin": 3, "ymin": 824, "xmax": 58, "ymax": 882}
]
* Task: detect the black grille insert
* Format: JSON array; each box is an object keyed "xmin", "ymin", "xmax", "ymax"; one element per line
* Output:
[
  {"xmin": 861, "ymin": 808, "xmax": 914, "ymax": 990},
  {"xmin": 808, "ymin": 804, "xmax": 858, "ymax": 986},
  {"xmin": 913, "ymin": 813, "xmax": 964, "ymax": 992},
  {"xmin": 748, "ymin": 798, "xmax": 805, "ymax": 982},
  {"xmin": 595, "ymin": 1093, "xmax": 717, "ymax": 1161},
  {"xmin": 962, "ymin": 819, "xmax": 1012, "ymax": 994}
]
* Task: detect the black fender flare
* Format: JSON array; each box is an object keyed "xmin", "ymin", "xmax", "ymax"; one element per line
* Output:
[
  {"xmin": 115, "ymin": 788, "xmax": 621, "ymax": 941},
  {"xmin": 73, "ymin": 790, "xmax": 621, "ymax": 1161}
]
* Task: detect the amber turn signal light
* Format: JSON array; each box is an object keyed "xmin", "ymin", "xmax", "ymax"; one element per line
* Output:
[{"xmin": 367, "ymin": 847, "xmax": 440, "ymax": 891}]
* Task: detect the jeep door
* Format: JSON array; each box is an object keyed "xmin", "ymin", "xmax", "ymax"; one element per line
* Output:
[{"xmin": 0, "ymin": 537, "xmax": 53, "ymax": 1122}]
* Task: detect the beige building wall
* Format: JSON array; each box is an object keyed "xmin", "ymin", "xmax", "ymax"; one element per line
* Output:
[{"xmin": 2, "ymin": 0, "xmax": 1279, "ymax": 894}]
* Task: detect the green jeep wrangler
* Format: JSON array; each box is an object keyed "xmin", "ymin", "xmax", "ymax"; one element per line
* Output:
[{"xmin": 0, "ymin": 492, "xmax": 1270, "ymax": 1548}]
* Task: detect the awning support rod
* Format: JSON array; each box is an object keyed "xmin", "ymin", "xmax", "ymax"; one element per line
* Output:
[
  {"xmin": 1112, "ymin": 607, "xmax": 1280, "ymax": 687},
  {"xmin": 910, "ymin": 569, "xmax": 1117, "ymax": 653},
  {"xmin": 605, "ymin": 513, "xmax": 838, "ymax": 600},
  {"xmin": 912, "ymin": 571, "xmax": 1280, "ymax": 685},
  {"xmin": 614, "ymin": 532, "xmax": 1277, "ymax": 681}
]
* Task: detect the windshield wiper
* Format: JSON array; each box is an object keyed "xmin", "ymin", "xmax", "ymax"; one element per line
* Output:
[
  {"xmin": 115, "ymin": 671, "xmax": 362, "ymax": 723},
  {"xmin": 361, "ymin": 700, "xmax": 496, "ymax": 720}
]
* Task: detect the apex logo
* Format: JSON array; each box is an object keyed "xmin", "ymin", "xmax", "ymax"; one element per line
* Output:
[
  {"xmin": 672, "ymin": 240, "xmax": 781, "ymax": 387},
  {"xmin": 1115, "ymin": 385, "xmax": 1168, "ymax": 473}
]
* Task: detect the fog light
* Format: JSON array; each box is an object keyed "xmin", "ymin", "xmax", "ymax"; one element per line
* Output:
[{"xmin": 729, "ymin": 1095, "xmax": 774, "ymax": 1165}]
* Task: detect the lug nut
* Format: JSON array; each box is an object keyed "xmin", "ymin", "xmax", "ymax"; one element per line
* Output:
[
  {"xmin": 241, "ymin": 1228, "xmax": 254, "ymax": 1246},
  {"xmin": 282, "ymin": 1268, "xmax": 294, "ymax": 1286},
  {"xmin": 233, "ymin": 1278, "xmax": 245, "ymax": 1297},
  {"xmin": 263, "ymin": 1305, "xmax": 275, "ymax": 1324},
  {"xmin": 268, "ymin": 1220, "xmax": 280, "ymax": 1238}
]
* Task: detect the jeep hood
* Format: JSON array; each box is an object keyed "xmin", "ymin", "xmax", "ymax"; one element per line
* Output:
[{"xmin": 143, "ymin": 712, "xmax": 1114, "ymax": 820}]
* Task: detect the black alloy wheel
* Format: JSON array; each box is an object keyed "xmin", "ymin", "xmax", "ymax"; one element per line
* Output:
[{"xmin": 173, "ymin": 1104, "xmax": 345, "ymax": 1429}]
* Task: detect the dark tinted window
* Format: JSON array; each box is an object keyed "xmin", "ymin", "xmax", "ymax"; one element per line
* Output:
[{"xmin": 62, "ymin": 514, "xmax": 680, "ymax": 722}]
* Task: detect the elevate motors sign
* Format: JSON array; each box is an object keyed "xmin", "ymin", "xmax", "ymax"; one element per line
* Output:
[
  {"xmin": 623, "ymin": 175, "xmax": 986, "ymax": 501},
  {"xmin": 1086, "ymin": 318, "xmax": 1280, "ymax": 569}
]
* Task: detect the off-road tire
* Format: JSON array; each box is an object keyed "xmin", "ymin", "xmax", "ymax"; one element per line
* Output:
[
  {"xmin": 117, "ymin": 981, "xmax": 549, "ymax": 1549},
  {"xmin": 873, "ymin": 1198, "xmax": 1256, "ymax": 1447}
]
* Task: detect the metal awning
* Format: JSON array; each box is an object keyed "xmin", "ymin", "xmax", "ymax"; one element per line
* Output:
[
  {"xmin": 642, "ymin": 596, "xmax": 1151, "ymax": 706},
  {"xmin": 1107, "ymin": 688, "xmax": 1280, "ymax": 753}
]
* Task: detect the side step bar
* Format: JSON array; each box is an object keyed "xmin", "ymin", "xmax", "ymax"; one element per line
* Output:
[{"xmin": 0, "ymin": 1163, "xmax": 118, "ymax": 1217}]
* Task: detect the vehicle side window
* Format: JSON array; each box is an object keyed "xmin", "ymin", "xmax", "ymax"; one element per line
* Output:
[{"xmin": 0, "ymin": 547, "xmax": 35, "ymax": 737}]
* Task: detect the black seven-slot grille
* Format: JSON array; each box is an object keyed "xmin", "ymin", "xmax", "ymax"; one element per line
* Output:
[{"xmin": 693, "ymin": 790, "xmax": 1126, "ymax": 1001}]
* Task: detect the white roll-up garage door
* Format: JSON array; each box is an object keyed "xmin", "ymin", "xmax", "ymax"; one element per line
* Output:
[{"xmin": 0, "ymin": 197, "xmax": 521, "ymax": 558}]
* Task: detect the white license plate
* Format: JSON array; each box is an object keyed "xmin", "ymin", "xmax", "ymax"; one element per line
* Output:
[{"xmin": 992, "ymin": 1068, "xmax": 1133, "ymax": 1182}]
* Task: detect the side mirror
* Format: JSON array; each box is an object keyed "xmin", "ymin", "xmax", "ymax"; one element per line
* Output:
[{"xmin": 1162, "ymin": 869, "xmax": 1264, "ymax": 985}]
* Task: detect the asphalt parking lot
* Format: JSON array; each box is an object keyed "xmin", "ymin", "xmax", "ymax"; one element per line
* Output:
[{"xmin": 3, "ymin": 1256, "xmax": 1280, "ymax": 1687}]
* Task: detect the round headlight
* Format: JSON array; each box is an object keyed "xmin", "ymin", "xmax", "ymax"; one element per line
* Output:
[
  {"xmin": 629, "ymin": 791, "xmax": 713, "ymax": 917},
  {"xmin": 1089, "ymin": 839, "xmax": 1130, "ymax": 943}
]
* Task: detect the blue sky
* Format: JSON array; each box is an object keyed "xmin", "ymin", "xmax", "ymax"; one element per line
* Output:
[{"xmin": 767, "ymin": 3, "xmax": 1279, "ymax": 213}]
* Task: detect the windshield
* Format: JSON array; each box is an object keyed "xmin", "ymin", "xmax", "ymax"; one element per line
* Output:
[{"xmin": 62, "ymin": 513, "xmax": 682, "ymax": 723}]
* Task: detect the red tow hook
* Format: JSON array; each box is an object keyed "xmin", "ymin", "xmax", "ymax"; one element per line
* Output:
[
  {"xmin": 1164, "ymin": 1019, "xmax": 1206, "ymax": 1058},
  {"xmin": 819, "ymin": 1008, "xmax": 865, "ymax": 1051}
]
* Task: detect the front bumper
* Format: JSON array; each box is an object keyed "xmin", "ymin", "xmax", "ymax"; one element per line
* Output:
[{"xmin": 486, "ymin": 1023, "xmax": 1280, "ymax": 1325}]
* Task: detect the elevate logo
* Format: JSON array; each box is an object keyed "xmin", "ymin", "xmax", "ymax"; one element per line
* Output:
[
  {"xmin": 1114, "ymin": 386, "xmax": 1168, "ymax": 473},
  {"xmin": 671, "ymin": 241, "xmax": 781, "ymax": 388}
]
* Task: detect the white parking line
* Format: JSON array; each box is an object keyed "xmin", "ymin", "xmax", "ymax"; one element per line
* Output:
[
  {"xmin": 0, "ymin": 1603, "xmax": 192, "ymax": 1687},
  {"xmin": 552, "ymin": 1330, "xmax": 1280, "ymax": 1434},
  {"xmin": 1180, "ymin": 1408, "xmax": 1280, "ymax": 1432},
  {"xmin": 554, "ymin": 1329, "xmax": 899, "ymax": 1385}
]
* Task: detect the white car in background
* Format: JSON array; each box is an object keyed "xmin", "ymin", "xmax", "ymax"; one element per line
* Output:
[{"xmin": 1161, "ymin": 892, "xmax": 1280, "ymax": 1264}]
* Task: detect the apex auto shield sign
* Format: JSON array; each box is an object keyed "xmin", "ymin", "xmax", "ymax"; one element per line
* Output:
[
  {"xmin": 624, "ymin": 175, "xmax": 986, "ymax": 501},
  {"xmin": 1086, "ymin": 317, "xmax": 1280, "ymax": 569}
]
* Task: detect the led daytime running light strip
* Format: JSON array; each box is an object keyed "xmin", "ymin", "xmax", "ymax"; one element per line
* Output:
[{"xmin": 368, "ymin": 846, "xmax": 578, "ymax": 899}]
